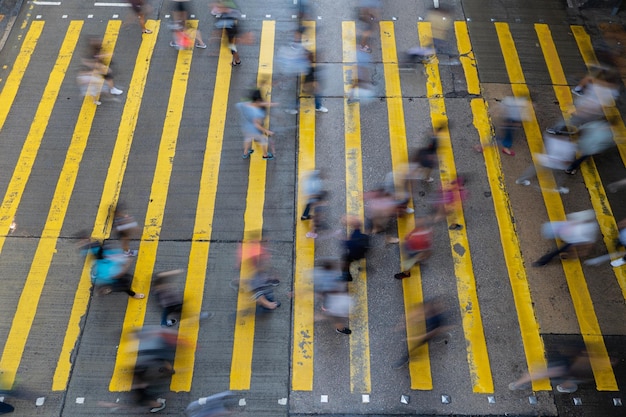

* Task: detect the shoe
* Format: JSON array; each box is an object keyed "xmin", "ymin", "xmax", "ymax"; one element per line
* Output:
[
  {"xmin": 422, "ymin": 177, "xmax": 434, "ymax": 183},
  {"xmin": 508, "ymin": 382, "xmax": 528, "ymax": 391},
  {"xmin": 170, "ymin": 41, "xmax": 178, "ymax": 48},
  {"xmin": 405, "ymin": 207, "xmax": 415, "ymax": 214},
  {"xmin": 358, "ymin": 45, "xmax": 372, "ymax": 53},
  {"xmin": 516, "ymin": 179, "xmax": 531, "ymax": 186},
  {"xmin": 545, "ymin": 127, "xmax": 557, "ymax": 135},
  {"xmin": 248, "ymin": 149, "xmax": 254, "ymax": 154},
  {"xmin": 165, "ymin": 319, "xmax": 177, "ymax": 327},
  {"xmin": 195, "ymin": 43, "xmax": 207, "ymax": 49},
  {"xmin": 124, "ymin": 249, "xmax": 138, "ymax": 257},
  {"xmin": 305, "ymin": 232, "xmax": 318, "ymax": 238},
  {"xmin": 142, "ymin": 29, "xmax": 153, "ymax": 34},
  {"xmin": 556, "ymin": 383, "xmax": 578, "ymax": 393},
  {"xmin": 110, "ymin": 87, "xmax": 123, "ymax": 95},
  {"xmin": 448, "ymin": 223, "xmax": 463, "ymax": 230},
  {"xmin": 502, "ymin": 148, "xmax": 515, "ymax": 156},
  {"xmin": 267, "ymin": 279, "xmax": 281, "ymax": 286},
  {"xmin": 273, "ymin": 301, "xmax": 281, "ymax": 309},
  {"xmin": 394, "ymin": 272, "xmax": 410, "ymax": 280},
  {"xmin": 611, "ymin": 257, "xmax": 626, "ymax": 267},
  {"xmin": 557, "ymin": 187, "xmax": 569, "ymax": 194},
  {"xmin": 315, "ymin": 106, "xmax": 329, "ymax": 113},
  {"xmin": 242, "ymin": 153, "xmax": 249, "ymax": 159},
  {"xmin": 571, "ymin": 88, "xmax": 583, "ymax": 96},
  {"xmin": 200, "ymin": 311, "xmax": 215, "ymax": 320},
  {"xmin": 263, "ymin": 153, "xmax": 274, "ymax": 160},
  {"xmin": 392, "ymin": 356, "xmax": 409, "ymax": 369},
  {"xmin": 336, "ymin": 327, "xmax": 352, "ymax": 335},
  {"xmin": 386, "ymin": 237, "xmax": 400, "ymax": 244},
  {"xmin": 532, "ymin": 261, "xmax": 547, "ymax": 267},
  {"xmin": 150, "ymin": 399, "xmax": 166, "ymax": 413},
  {"xmin": 93, "ymin": 100, "xmax": 102, "ymax": 106},
  {"xmin": 301, "ymin": 215, "xmax": 311, "ymax": 220},
  {"xmin": 565, "ymin": 168, "xmax": 577, "ymax": 175},
  {"xmin": 285, "ymin": 108, "xmax": 299, "ymax": 115},
  {"xmin": 232, "ymin": 61, "xmax": 241, "ymax": 66}
]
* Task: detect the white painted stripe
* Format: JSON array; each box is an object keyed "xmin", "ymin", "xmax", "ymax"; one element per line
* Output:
[
  {"xmin": 94, "ymin": 2, "xmax": 132, "ymax": 6},
  {"xmin": 33, "ymin": 1, "xmax": 61, "ymax": 5}
]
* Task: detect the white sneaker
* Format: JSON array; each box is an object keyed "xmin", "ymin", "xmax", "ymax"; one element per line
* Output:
[
  {"xmin": 405, "ymin": 207, "xmax": 415, "ymax": 214},
  {"xmin": 285, "ymin": 108, "xmax": 298, "ymax": 115},
  {"xmin": 611, "ymin": 257, "xmax": 626, "ymax": 267},
  {"xmin": 110, "ymin": 87, "xmax": 123, "ymax": 95},
  {"xmin": 93, "ymin": 100, "xmax": 102, "ymax": 106},
  {"xmin": 516, "ymin": 179, "xmax": 530, "ymax": 186},
  {"xmin": 124, "ymin": 249, "xmax": 138, "ymax": 257},
  {"xmin": 557, "ymin": 187, "xmax": 569, "ymax": 194},
  {"xmin": 316, "ymin": 106, "xmax": 329, "ymax": 113}
]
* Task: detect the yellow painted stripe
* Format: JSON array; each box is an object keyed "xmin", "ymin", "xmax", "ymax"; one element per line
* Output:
[
  {"xmin": 536, "ymin": 24, "xmax": 626, "ymax": 302},
  {"xmin": 292, "ymin": 20, "xmax": 316, "ymax": 391},
  {"xmin": 53, "ymin": 20, "xmax": 160, "ymax": 391},
  {"xmin": 342, "ymin": 21, "xmax": 371, "ymax": 394},
  {"xmin": 229, "ymin": 20, "xmax": 275, "ymax": 391},
  {"xmin": 454, "ymin": 22, "xmax": 480, "ymax": 96},
  {"xmin": 570, "ymin": 26, "xmax": 626, "ymax": 171},
  {"xmin": 109, "ymin": 20, "xmax": 197, "ymax": 392},
  {"xmin": 455, "ymin": 21, "xmax": 551, "ymax": 391},
  {"xmin": 0, "ymin": 21, "xmax": 69, "ymax": 255},
  {"xmin": 420, "ymin": 22, "xmax": 494, "ymax": 393},
  {"xmin": 496, "ymin": 22, "xmax": 617, "ymax": 391},
  {"xmin": 170, "ymin": 29, "xmax": 232, "ymax": 392},
  {"xmin": 0, "ymin": 21, "xmax": 43, "ymax": 133},
  {"xmin": 0, "ymin": 19, "xmax": 106, "ymax": 391},
  {"xmin": 379, "ymin": 21, "xmax": 431, "ymax": 390}
]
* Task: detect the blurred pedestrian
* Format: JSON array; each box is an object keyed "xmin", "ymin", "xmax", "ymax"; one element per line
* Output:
[
  {"xmin": 285, "ymin": 48, "xmax": 328, "ymax": 114},
  {"xmin": 394, "ymin": 216, "xmax": 434, "ymax": 279},
  {"xmin": 364, "ymin": 186, "xmax": 400, "ymax": 244},
  {"xmin": 564, "ymin": 118, "xmax": 617, "ymax": 175},
  {"xmin": 509, "ymin": 340, "xmax": 597, "ymax": 393},
  {"xmin": 355, "ymin": 0, "xmax": 380, "ymax": 53},
  {"xmin": 300, "ymin": 170, "xmax": 326, "ymax": 220},
  {"xmin": 409, "ymin": 125, "xmax": 442, "ymax": 183},
  {"xmin": 212, "ymin": 0, "xmax": 242, "ymax": 65},
  {"xmin": 340, "ymin": 216, "xmax": 370, "ymax": 281},
  {"xmin": 78, "ymin": 234, "xmax": 144, "ymax": 299},
  {"xmin": 347, "ymin": 49, "xmax": 375, "ymax": 104},
  {"xmin": 611, "ymin": 218, "xmax": 626, "ymax": 267},
  {"xmin": 515, "ymin": 133, "xmax": 577, "ymax": 194},
  {"xmin": 113, "ymin": 203, "xmax": 139, "ymax": 256},
  {"xmin": 169, "ymin": 0, "xmax": 207, "ymax": 49},
  {"xmin": 236, "ymin": 88, "xmax": 276, "ymax": 160},
  {"xmin": 185, "ymin": 391, "xmax": 237, "ymax": 417},
  {"xmin": 393, "ymin": 298, "xmax": 452, "ymax": 368},
  {"xmin": 547, "ymin": 65, "xmax": 619, "ymax": 135},
  {"xmin": 492, "ymin": 96, "xmax": 531, "ymax": 156},
  {"xmin": 152, "ymin": 269, "xmax": 215, "ymax": 327},
  {"xmin": 236, "ymin": 231, "xmax": 280, "ymax": 311},
  {"xmin": 127, "ymin": 0, "xmax": 153, "ymax": 34},
  {"xmin": 533, "ymin": 210, "xmax": 599, "ymax": 267},
  {"xmin": 79, "ymin": 37, "xmax": 123, "ymax": 105},
  {"xmin": 429, "ymin": 177, "xmax": 467, "ymax": 229}
]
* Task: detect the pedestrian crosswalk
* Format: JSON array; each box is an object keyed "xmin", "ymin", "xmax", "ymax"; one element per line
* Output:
[{"xmin": 0, "ymin": 13, "xmax": 624, "ymax": 415}]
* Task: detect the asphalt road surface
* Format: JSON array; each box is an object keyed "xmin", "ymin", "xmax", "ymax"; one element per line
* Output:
[{"xmin": 0, "ymin": 0, "xmax": 625, "ymax": 416}]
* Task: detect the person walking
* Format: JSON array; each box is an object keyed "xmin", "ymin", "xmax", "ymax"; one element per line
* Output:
[
  {"xmin": 392, "ymin": 298, "xmax": 452, "ymax": 368},
  {"xmin": 113, "ymin": 204, "xmax": 139, "ymax": 256},
  {"xmin": 394, "ymin": 217, "xmax": 434, "ymax": 279},
  {"xmin": 236, "ymin": 89, "xmax": 276, "ymax": 160},
  {"xmin": 212, "ymin": 0, "xmax": 242, "ymax": 65},
  {"xmin": 533, "ymin": 210, "xmax": 599, "ymax": 267},
  {"xmin": 339, "ymin": 216, "xmax": 370, "ymax": 281},
  {"xmin": 127, "ymin": 0, "xmax": 153, "ymax": 34},
  {"xmin": 564, "ymin": 118, "xmax": 616, "ymax": 175},
  {"xmin": 78, "ymin": 235, "xmax": 144, "ymax": 299},
  {"xmin": 169, "ymin": 0, "xmax": 207, "ymax": 49}
]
